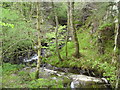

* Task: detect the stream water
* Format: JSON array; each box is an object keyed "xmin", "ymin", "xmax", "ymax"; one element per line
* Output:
[{"xmin": 22, "ymin": 53, "xmax": 112, "ymax": 89}]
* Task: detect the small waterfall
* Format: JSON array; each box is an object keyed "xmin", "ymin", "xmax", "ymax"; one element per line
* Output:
[
  {"xmin": 23, "ymin": 48, "xmax": 46, "ymax": 63},
  {"xmin": 23, "ymin": 54, "xmax": 38, "ymax": 62},
  {"xmin": 70, "ymin": 81, "xmax": 75, "ymax": 88}
]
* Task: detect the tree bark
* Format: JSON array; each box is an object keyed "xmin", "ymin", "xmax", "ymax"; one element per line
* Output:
[
  {"xmin": 35, "ymin": 2, "xmax": 42, "ymax": 79},
  {"xmin": 115, "ymin": 1, "xmax": 120, "ymax": 89},
  {"xmin": 65, "ymin": 2, "xmax": 70, "ymax": 59},
  {"xmin": 69, "ymin": 2, "xmax": 81, "ymax": 58},
  {"xmin": 52, "ymin": 2, "xmax": 62, "ymax": 61}
]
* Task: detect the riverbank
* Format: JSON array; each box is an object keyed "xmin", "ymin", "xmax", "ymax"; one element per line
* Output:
[{"xmin": 2, "ymin": 63, "xmax": 111, "ymax": 88}]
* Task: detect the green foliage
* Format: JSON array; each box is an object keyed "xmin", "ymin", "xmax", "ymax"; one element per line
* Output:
[
  {"xmin": 2, "ymin": 75, "xmax": 23, "ymax": 88},
  {"xmin": 2, "ymin": 2, "xmax": 117, "ymax": 88},
  {"xmin": 98, "ymin": 23, "xmax": 113, "ymax": 30},
  {"xmin": 2, "ymin": 8, "xmax": 37, "ymax": 62},
  {"xmin": 28, "ymin": 78, "xmax": 63, "ymax": 88},
  {"xmin": 61, "ymin": 42, "xmax": 74, "ymax": 57},
  {"xmin": 1, "ymin": 8, "xmax": 19, "ymax": 20},
  {"xmin": 45, "ymin": 25, "xmax": 116, "ymax": 87},
  {"xmin": 29, "ymin": 72, "xmax": 36, "ymax": 80},
  {"xmin": 45, "ymin": 25, "xmax": 66, "ymax": 52},
  {"xmin": 3, "ymin": 63, "xmax": 24, "ymax": 75},
  {"xmin": 2, "ymin": 63, "xmax": 64, "ymax": 88},
  {"xmin": 46, "ymin": 25, "xmax": 66, "ymax": 40},
  {"xmin": 49, "ymin": 3, "xmax": 67, "ymax": 20},
  {"xmin": 0, "ymin": 21, "xmax": 14, "ymax": 28},
  {"xmin": 58, "ymin": 25, "xmax": 66, "ymax": 31},
  {"xmin": 46, "ymin": 32, "xmax": 55, "ymax": 39},
  {"xmin": 92, "ymin": 3, "xmax": 109, "ymax": 20},
  {"xmin": 18, "ymin": 71, "xmax": 28, "ymax": 76},
  {"xmin": 2, "ymin": 63, "xmax": 27, "ymax": 88},
  {"xmin": 56, "ymin": 3, "xmax": 67, "ymax": 19}
]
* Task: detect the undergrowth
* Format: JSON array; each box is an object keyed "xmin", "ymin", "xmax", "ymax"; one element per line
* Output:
[
  {"xmin": 2, "ymin": 63, "xmax": 64, "ymax": 88},
  {"xmin": 43, "ymin": 25, "xmax": 117, "ymax": 87}
]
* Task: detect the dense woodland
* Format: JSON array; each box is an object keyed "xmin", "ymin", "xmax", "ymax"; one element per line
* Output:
[{"xmin": 1, "ymin": 1, "xmax": 120, "ymax": 89}]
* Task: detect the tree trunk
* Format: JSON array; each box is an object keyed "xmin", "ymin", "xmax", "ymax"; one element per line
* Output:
[
  {"xmin": 52, "ymin": 2, "xmax": 62, "ymax": 61},
  {"xmin": 65, "ymin": 2, "xmax": 70, "ymax": 59},
  {"xmin": 69, "ymin": 2, "xmax": 81, "ymax": 58},
  {"xmin": 29, "ymin": 2, "xmax": 33, "ymax": 21},
  {"xmin": 35, "ymin": 2, "xmax": 42, "ymax": 79},
  {"xmin": 115, "ymin": 1, "xmax": 120, "ymax": 89},
  {"xmin": 55, "ymin": 15, "xmax": 62, "ymax": 61}
]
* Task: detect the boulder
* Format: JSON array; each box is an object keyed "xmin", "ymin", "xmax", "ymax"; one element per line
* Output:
[
  {"xmin": 23, "ymin": 67, "xmax": 110, "ymax": 88},
  {"xmin": 70, "ymin": 75, "xmax": 109, "ymax": 88}
]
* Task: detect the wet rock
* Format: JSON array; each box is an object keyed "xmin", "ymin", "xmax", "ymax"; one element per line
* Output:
[
  {"xmin": 51, "ymin": 77, "xmax": 57, "ymax": 80},
  {"xmin": 70, "ymin": 75, "xmax": 103, "ymax": 83},
  {"xmin": 45, "ymin": 64, "xmax": 54, "ymax": 70},
  {"xmin": 22, "ymin": 66, "xmax": 110, "ymax": 89},
  {"xmin": 70, "ymin": 75, "xmax": 109, "ymax": 88},
  {"xmin": 22, "ymin": 67, "xmax": 31, "ymax": 71},
  {"xmin": 41, "ymin": 67, "xmax": 109, "ymax": 88},
  {"xmin": 70, "ymin": 80, "xmax": 105, "ymax": 88}
]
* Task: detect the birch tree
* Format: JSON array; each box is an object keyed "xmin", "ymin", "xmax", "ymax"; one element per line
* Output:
[{"xmin": 35, "ymin": 2, "xmax": 42, "ymax": 79}]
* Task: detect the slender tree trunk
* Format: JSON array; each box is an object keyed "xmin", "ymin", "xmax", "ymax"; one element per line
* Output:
[
  {"xmin": 115, "ymin": 1, "xmax": 120, "ymax": 89},
  {"xmin": 69, "ymin": 2, "xmax": 81, "ymax": 58},
  {"xmin": 65, "ymin": 2, "xmax": 70, "ymax": 59},
  {"xmin": 35, "ymin": 2, "xmax": 41, "ymax": 79},
  {"xmin": 52, "ymin": 2, "xmax": 62, "ymax": 61},
  {"xmin": 55, "ymin": 15, "xmax": 62, "ymax": 61},
  {"xmin": 65, "ymin": 29, "xmax": 68, "ymax": 59},
  {"xmin": 114, "ymin": 18, "xmax": 120, "ymax": 89},
  {"xmin": 29, "ymin": 2, "xmax": 33, "ymax": 21}
]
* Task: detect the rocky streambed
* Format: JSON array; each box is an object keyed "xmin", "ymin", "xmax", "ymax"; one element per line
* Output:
[
  {"xmin": 22, "ymin": 66, "xmax": 112, "ymax": 89},
  {"xmin": 21, "ymin": 52, "xmax": 112, "ymax": 89}
]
